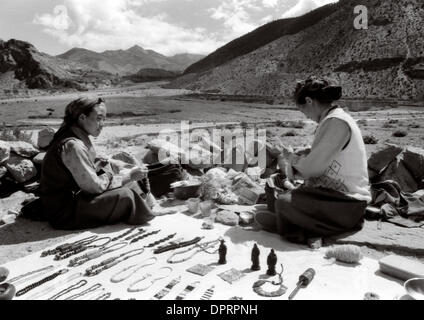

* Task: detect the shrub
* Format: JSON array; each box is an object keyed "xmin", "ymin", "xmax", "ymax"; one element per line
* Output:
[
  {"xmin": 363, "ymin": 135, "xmax": 378, "ymax": 144},
  {"xmin": 392, "ymin": 130, "xmax": 407, "ymax": 137}
]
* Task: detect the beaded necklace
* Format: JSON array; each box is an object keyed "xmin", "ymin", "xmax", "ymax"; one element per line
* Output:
[
  {"xmin": 144, "ymin": 233, "xmax": 176, "ymax": 248},
  {"xmin": 151, "ymin": 276, "xmax": 182, "ymax": 300},
  {"xmin": 252, "ymin": 264, "xmax": 287, "ymax": 297},
  {"xmin": 127, "ymin": 267, "xmax": 173, "ymax": 292},
  {"xmin": 7, "ymin": 265, "xmax": 54, "ymax": 286},
  {"xmin": 65, "ymin": 283, "xmax": 102, "ymax": 300},
  {"xmin": 26, "ymin": 272, "xmax": 83, "ymax": 300},
  {"xmin": 68, "ymin": 242, "xmax": 128, "ymax": 267},
  {"xmin": 15, "ymin": 269, "xmax": 68, "ymax": 297},
  {"xmin": 85, "ymin": 248, "xmax": 145, "ymax": 277},
  {"xmin": 110, "ymin": 257, "xmax": 157, "ymax": 283},
  {"xmin": 48, "ymin": 280, "xmax": 87, "ymax": 300},
  {"xmin": 41, "ymin": 235, "xmax": 98, "ymax": 257},
  {"xmin": 124, "ymin": 228, "xmax": 146, "ymax": 241},
  {"xmin": 112, "ymin": 227, "xmax": 137, "ymax": 241},
  {"xmin": 167, "ymin": 239, "xmax": 220, "ymax": 264},
  {"xmin": 54, "ymin": 237, "xmax": 112, "ymax": 261},
  {"xmin": 130, "ymin": 230, "xmax": 161, "ymax": 244},
  {"xmin": 175, "ymin": 281, "xmax": 200, "ymax": 300},
  {"xmin": 154, "ymin": 237, "xmax": 203, "ymax": 254}
]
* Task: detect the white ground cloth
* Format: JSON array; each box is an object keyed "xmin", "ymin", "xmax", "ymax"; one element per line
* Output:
[{"xmin": 2, "ymin": 212, "xmax": 406, "ymax": 300}]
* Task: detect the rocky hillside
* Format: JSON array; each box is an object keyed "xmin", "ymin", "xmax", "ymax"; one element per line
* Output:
[
  {"xmin": 58, "ymin": 46, "xmax": 204, "ymax": 75},
  {"xmin": 172, "ymin": 0, "xmax": 424, "ymax": 101},
  {"xmin": 123, "ymin": 68, "xmax": 180, "ymax": 83},
  {"xmin": 0, "ymin": 39, "xmax": 115, "ymax": 94}
]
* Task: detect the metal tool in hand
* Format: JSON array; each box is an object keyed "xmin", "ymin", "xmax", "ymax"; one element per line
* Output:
[{"xmin": 288, "ymin": 268, "xmax": 315, "ymax": 300}]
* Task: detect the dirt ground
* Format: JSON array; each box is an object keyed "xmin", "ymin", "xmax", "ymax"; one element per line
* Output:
[{"xmin": 1, "ymin": 83, "xmax": 424, "ymax": 265}]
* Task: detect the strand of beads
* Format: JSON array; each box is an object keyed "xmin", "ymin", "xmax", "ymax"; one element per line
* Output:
[
  {"xmin": 154, "ymin": 237, "xmax": 203, "ymax": 254},
  {"xmin": 54, "ymin": 237, "xmax": 112, "ymax": 261},
  {"xmin": 65, "ymin": 283, "xmax": 102, "ymax": 300},
  {"xmin": 7, "ymin": 265, "xmax": 54, "ymax": 286},
  {"xmin": 27, "ymin": 272, "xmax": 83, "ymax": 300},
  {"xmin": 127, "ymin": 267, "xmax": 173, "ymax": 293},
  {"xmin": 41, "ymin": 235, "xmax": 98, "ymax": 257},
  {"xmin": 110, "ymin": 257, "xmax": 157, "ymax": 283},
  {"xmin": 48, "ymin": 280, "xmax": 87, "ymax": 300},
  {"xmin": 85, "ymin": 248, "xmax": 145, "ymax": 277},
  {"xmin": 144, "ymin": 233, "xmax": 176, "ymax": 248},
  {"xmin": 68, "ymin": 242, "xmax": 128, "ymax": 267},
  {"xmin": 112, "ymin": 227, "xmax": 137, "ymax": 242},
  {"xmin": 124, "ymin": 228, "xmax": 146, "ymax": 241},
  {"xmin": 167, "ymin": 239, "xmax": 220, "ymax": 264},
  {"xmin": 130, "ymin": 230, "xmax": 161, "ymax": 244},
  {"xmin": 15, "ymin": 269, "xmax": 69, "ymax": 297}
]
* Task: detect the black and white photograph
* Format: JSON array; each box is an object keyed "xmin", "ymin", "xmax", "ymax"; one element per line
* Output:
[{"xmin": 0, "ymin": 0, "xmax": 423, "ymax": 308}]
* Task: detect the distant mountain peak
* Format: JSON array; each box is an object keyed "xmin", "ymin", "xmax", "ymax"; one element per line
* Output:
[{"xmin": 127, "ymin": 45, "xmax": 146, "ymax": 53}]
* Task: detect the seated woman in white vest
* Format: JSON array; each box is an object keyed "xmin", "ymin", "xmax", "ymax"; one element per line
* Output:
[{"xmin": 256, "ymin": 76, "xmax": 371, "ymax": 243}]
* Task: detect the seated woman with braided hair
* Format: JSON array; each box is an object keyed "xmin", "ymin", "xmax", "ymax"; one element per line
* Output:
[
  {"xmin": 256, "ymin": 76, "xmax": 371, "ymax": 243},
  {"xmin": 40, "ymin": 97, "xmax": 155, "ymax": 230}
]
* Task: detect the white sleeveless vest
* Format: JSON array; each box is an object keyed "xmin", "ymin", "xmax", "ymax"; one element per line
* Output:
[{"xmin": 306, "ymin": 107, "xmax": 372, "ymax": 203}]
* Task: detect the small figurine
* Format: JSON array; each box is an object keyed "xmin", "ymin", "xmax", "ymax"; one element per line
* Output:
[
  {"xmin": 218, "ymin": 240, "xmax": 227, "ymax": 265},
  {"xmin": 266, "ymin": 249, "xmax": 277, "ymax": 276},
  {"xmin": 251, "ymin": 244, "xmax": 260, "ymax": 271}
]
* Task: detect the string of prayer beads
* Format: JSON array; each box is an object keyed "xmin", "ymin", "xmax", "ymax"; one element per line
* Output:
[
  {"xmin": 112, "ymin": 227, "xmax": 136, "ymax": 241},
  {"xmin": 110, "ymin": 257, "xmax": 157, "ymax": 283},
  {"xmin": 124, "ymin": 228, "xmax": 145, "ymax": 241},
  {"xmin": 7, "ymin": 265, "xmax": 54, "ymax": 285},
  {"xmin": 65, "ymin": 283, "xmax": 102, "ymax": 300},
  {"xmin": 127, "ymin": 267, "xmax": 173, "ymax": 292},
  {"xmin": 41, "ymin": 235, "xmax": 98, "ymax": 257},
  {"xmin": 48, "ymin": 280, "xmax": 88, "ymax": 300},
  {"xmin": 154, "ymin": 237, "xmax": 203, "ymax": 254},
  {"xmin": 130, "ymin": 230, "xmax": 161, "ymax": 244},
  {"xmin": 68, "ymin": 242, "xmax": 128, "ymax": 267},
  {"xmin": 144, "ymin": 233, "xmax": 176, "ymax": 248},
  {"xmin": 15, "ymin": 269, "xmax": 69, "ymax": 297},
  {"xmin": 167, "ymin": 239, "xmax": 220, "ymax": 264},
  {"xmin": 85, "ymin": 248, "xmax": 145, "ymax": 277},
  {"xmin": 54, "ymin": 237, "xmax": 112, "ymax": 261}
]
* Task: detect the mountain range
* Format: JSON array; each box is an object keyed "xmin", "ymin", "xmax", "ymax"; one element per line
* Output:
[
  {"xmin": 57, "ymin": 46, "xmax": 204, "ymax": 75},
  {"xmin": 172, "ymin": 0, "xmax": 424, "ymax": 102}
]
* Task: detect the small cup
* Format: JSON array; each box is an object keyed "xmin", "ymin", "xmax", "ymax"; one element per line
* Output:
[
  {"xmin": 199, "ymin": 200, "xmax": 213, "ymax": 217},
  {"xmin": 187, "ymin": 198, "xmax": 200, "ymax": 214}
]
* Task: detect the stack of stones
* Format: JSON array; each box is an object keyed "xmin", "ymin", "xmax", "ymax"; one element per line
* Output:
[{"xmin": 0, "ymin": 127, "xmax": 55, "ymax": 223}]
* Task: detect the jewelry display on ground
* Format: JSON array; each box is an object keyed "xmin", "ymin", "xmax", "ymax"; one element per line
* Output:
[
  {"xmin": 54, "ymin": 237, "xmax": 112, "ymax": 261},
  {"xmin": 127, "ymin": 267, "xmax": 173, "ymax": 292},
  {"xmin": 48, "ymin": 280, "xmax": 87, "ymax": 300},
  {"xmin": 130, "ymin": 230, "xmax": 161, "ymax": 244},
  {"xmin": 85, "ymin": 248, "xmax": 145, "ymax": 277},
  {"xmin": 151, "ymin": 276, "xmax": 181, "ymax": 300},
  {"xmin": 200, "ymin": 286, "xmax": 215, "ymax": 300},
  {"xmin": 167, "ymin": 239, "xmax": 221, "ymax": 264},
  {"xmin": 252, "ymin": 264, "xmax": 287, "ymax": 297},
  {"xmin": 154, "ymin": 237, "xmax": 203, "ymax": 254},
  {"xmin": 110, "ymin": 257, "xmax": 157, "ymax": 283},
  {"xmin": 68, "ymin": 242, "xmax": 128, "ymax": 267},
  {"xmin": 175, "ymin": 281, "xmax": 200, "ymax": 300},
  {"xmin": 65, "ymin": 283, "xmax": 102, "ymax": 300},
  {"xmin": 15, "ymin": 269, "xmax": 69, "ymax": 297}
]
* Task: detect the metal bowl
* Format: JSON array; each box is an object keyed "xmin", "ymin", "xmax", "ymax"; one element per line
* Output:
[{"xmin": 404, "ymin": 278, "xmax": 424, "ymax": 300}]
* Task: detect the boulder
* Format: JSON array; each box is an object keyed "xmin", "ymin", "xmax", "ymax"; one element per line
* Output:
[
  {"xmin": 32, "ymin": 152, "xmax": 46, "ymax": 165},
  {"xmin": 0, "ymin": 141, "xmax": 10, "ymax": 164},
  {"xmin": 8, "ymin": 141, "xmax": 39, "ymax": 158},
  {"xmin": 402, "ymin": 146, "xmax": 424, "ymax": 181},
  {"xmin": 0, "ymin": 166, "xmax": 7, "ymax": 179},
  {"xmin": 215, "ymin": 210, "xmax": 239, "ymax": 226},
  {"xmin": 111, "ymin": 151, "xmax": 140, "ymax": 166},
  {"xmin": 37, "ymin": 127, "xmax": 55, "ymax": 149},
  {"xmin": 5, "ymin": 154, "xmax": 38, "ymax": 183},
  {"xmin": 368, "ymin": 144, "xmax": 403, "ymax": 173},
  {"xmin": 0, "ymin": 191, "xmax": 36, "ymax": 219}
]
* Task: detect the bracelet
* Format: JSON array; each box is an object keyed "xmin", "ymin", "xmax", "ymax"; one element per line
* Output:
[
  {"xmin": 175, "ymin": 281, "xmax": 200, "ymax": 300},
  {"xmin": 127, "ymin": 267, "xmax": 173, "ymax": 292},
  {"xmin": 151, "ymin": 276, "xmax": 181, "ymax": 300},
  {"xmin": 110, "ymin": 257, "xmax": 157, "ymax": 283}
]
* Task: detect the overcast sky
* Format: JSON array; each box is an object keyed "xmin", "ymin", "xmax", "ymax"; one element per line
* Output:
[{"xmin": 0, "ymin": 0, "xmax": 337, "ymax": 56}]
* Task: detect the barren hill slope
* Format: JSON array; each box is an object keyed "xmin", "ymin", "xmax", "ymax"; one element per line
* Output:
[{"xmin": 172, "ymin": 0, "xmax": 424, "ymax": 101}]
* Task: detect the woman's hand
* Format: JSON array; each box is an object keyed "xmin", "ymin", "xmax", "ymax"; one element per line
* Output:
[{"xmin": 129, "ymin": 166, "xmax": 149, "ymax": 182}]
